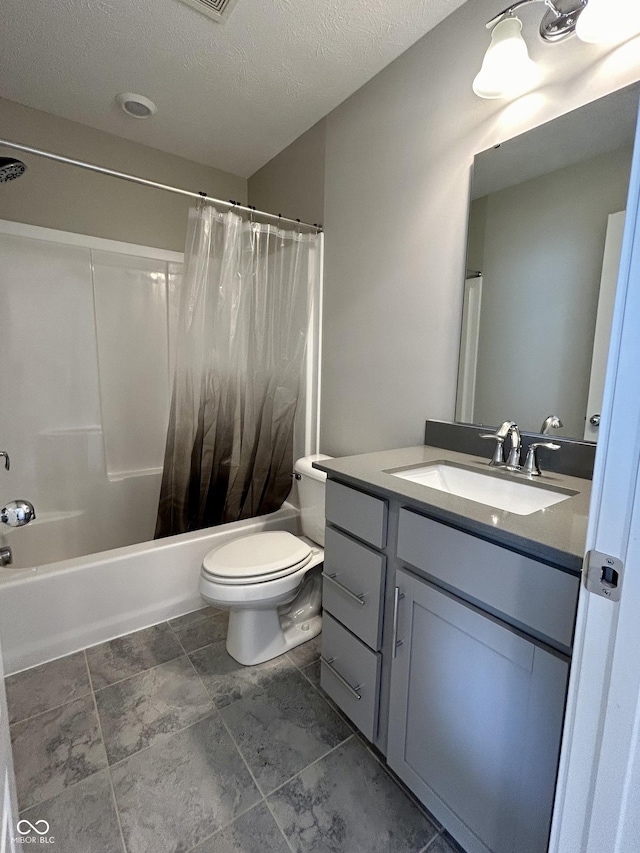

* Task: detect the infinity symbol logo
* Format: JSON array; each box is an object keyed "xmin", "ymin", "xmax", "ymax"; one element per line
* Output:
[{"xmin": 16, "ymin": 819, "xmax": 50, "ymax": 835}]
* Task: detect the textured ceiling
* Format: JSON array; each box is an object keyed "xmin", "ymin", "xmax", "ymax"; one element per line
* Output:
[{"xmin": 0, "ymin": 0, "xmax": 466, "ymax": 177}]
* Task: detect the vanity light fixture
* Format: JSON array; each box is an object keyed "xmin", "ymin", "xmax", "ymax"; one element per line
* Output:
[
  {"xmin": 576, "ymin": 0, "xmax": 640, "ymax": 44},
  {"xmin": 474, "ymin": 0, "xmax": 640, "ymax": 100},
  {"xmin": 473, "ymin": 16, "xmax": 540, "ymax": 99}
]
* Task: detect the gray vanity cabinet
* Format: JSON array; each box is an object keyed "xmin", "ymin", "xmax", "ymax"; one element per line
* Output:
[
  {"xmin": 387, "ymin": 567, "xmax": 569, "ymax": 853},
  {"xmin": 319, "ymin": 474, "xmax": 576, "ymax": 853}
]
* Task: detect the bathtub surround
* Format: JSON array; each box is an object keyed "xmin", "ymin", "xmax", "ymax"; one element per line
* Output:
[
  {"xmin": 0, "ymin": 213, "xmax": 320, "ymax": 571},
  {"xmin": 0, "ymin": 220, "xmax": 184, "ymax": 569},
  {"xmin": 5, "ymin": 620, "xmax": 458, "ymax": 853},
  {"xmin": 156, "ymin": 205, "xmax": 321, "ymax": 536}
]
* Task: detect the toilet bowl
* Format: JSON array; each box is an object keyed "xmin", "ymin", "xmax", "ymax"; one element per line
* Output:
[{"xmin": 199, "ymin": 454, "xmax": 331, "ymax": 666}]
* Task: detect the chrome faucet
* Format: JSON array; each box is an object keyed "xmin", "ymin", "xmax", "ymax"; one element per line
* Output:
[
  {"xmin": 480, "ymin": 420, "xmax": 522, "ymax": 469},
  {"xmin": 480, "ymin": 420, "xmax": 523, "ymax": 467},
  {"xmin": 481, "ymin": 419, "xmax": 561, "ymax": 477}
]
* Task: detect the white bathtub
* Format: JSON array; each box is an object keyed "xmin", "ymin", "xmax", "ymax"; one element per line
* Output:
[{"xmin": 0, "ymin": 503, "xmax": 299, "ymax": 675}]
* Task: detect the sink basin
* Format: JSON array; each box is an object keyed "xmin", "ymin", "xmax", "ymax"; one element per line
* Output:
[{"xmin": 387, "ymin": 462, "xmax": 575, "ymax": 516}]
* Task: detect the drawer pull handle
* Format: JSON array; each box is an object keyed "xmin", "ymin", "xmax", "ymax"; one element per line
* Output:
[
  {"xmin": 322, "ymin": 572, "xmax": 366, "ymax": 606},
  {"xmin": 392, "ymin": 586, "xmax": 405, "ymax": 659},
  {"xmin": 321, "ymin": 656, "xmax": 362, "ymax": 700}
]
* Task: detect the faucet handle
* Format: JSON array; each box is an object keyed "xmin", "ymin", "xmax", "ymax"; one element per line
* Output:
[
  {"xmin": 523, "ymin": 442, "xmax": 561, "ymax": 477},
  {"xmin": 480, "ymin": 433, "xmax": 505, "ymax": 466},
  {"xmin": 0, "ymin": 500, "xmax": 36, "ymax": 527},
  {"xmin": 0, "ymin": 452, "xmax": 9, "ymax": 471}
]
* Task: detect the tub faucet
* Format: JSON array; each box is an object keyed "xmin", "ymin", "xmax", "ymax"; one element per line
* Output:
[{"xmin": 540, "ymin": 415, "xmax": 563, "ymax": 435}]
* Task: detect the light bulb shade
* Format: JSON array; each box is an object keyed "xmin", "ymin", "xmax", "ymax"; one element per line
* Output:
[
  {"xmin": 473, "ymin": 17, "xmax": 540, "ymax": 100},
  {"xmin": 576, "ymin": 0, "xmax": 640, "ymax": 44}
]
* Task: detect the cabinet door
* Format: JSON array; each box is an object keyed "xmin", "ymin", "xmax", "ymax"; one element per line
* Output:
[{"xmin": 388, "ymin": 568, "xmax": 569, "ymax": 853}]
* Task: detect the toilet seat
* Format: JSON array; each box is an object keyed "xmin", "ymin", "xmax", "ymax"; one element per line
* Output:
[{"xmin": 202, "ymin": 530, "xmax": 312, "ymax": 585}]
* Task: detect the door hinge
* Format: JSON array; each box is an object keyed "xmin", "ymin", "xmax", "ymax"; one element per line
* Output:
[{"xmin": 584, "ymin": 550, "xmax": 624, "ymax": 601}]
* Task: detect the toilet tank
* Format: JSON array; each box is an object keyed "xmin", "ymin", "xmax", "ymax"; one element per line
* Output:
[{"xmin": 294, "ymin": 454, "xmax": 332, "ymax": 547}]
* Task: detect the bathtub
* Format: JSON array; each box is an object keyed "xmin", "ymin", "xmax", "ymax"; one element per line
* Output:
[{"xmin": 0, "ymin": 503, "xmax": 299, "ymax": 675}]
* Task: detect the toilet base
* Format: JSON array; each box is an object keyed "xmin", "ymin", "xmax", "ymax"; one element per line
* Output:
[
  {"xmin": 226, "ymin": 567, "xmax": 323, "ymax": 666},
  {"xmin": 226, "ymin": 610, "xmax": 321, "ymax": 666}
]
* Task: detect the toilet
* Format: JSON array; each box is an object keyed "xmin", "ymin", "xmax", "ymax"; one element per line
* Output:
[{"xmin": 199, "ymin": 454, "xmax": 331, "ymax": 665}]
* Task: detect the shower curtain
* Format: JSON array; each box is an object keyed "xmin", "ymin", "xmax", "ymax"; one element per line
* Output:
[{"xmin": 155, "ymin": 203, "xmax": 319, "ymax": 537}]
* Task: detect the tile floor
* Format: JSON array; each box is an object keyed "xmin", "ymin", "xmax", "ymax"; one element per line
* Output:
[{"xmin": 6, "ymin": 606, "xmax": 462, "ymax": 853}]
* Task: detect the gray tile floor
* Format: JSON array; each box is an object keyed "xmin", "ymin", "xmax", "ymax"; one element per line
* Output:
[{"xmin": 6, "ymin": 607, "xmax": 462, "ymax": 853}]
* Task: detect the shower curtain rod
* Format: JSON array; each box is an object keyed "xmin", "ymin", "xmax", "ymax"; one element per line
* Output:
[{"xmin": 0, "ymin": 138, "xmax": 323, "ymax": 232}]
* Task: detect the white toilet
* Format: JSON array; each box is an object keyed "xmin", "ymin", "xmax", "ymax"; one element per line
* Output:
[{"xmin": 199, "ymin": 454, "xmax": 331, "ymax": 666}]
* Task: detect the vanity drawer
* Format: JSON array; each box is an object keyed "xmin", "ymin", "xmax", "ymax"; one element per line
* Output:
[
  {"xmin": 396, "ymin": 508, "xmax": 579, "ymax": 650},
  {"xmin": 322, "ymin": 526, "xmax": 385, "ymax": 650},
  {"xmin": 321, "ymin": 613, "xmax": 380, "ymax": 742},
  {"xmin": 325, "ymin": 480, "xmax": 388, "ymax": 549}
]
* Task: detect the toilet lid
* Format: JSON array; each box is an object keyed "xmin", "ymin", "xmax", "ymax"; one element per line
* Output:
[{"xmin": 202, "ymin": 531, "xmax": 312, "ymax": 583}]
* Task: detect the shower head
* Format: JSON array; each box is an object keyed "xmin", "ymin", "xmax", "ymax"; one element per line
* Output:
[{"xmin": 0, "ymin": 157, "xmax": 27, "ymax": 183}]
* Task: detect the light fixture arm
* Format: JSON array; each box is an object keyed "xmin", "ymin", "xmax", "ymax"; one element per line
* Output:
[
  {"xmin": 485, "ymin": 0, "xmax": 588, "ymax": 42},
  {"xmin": 486, "ymin": 0, "xmax": 563, "ymax": 29}
]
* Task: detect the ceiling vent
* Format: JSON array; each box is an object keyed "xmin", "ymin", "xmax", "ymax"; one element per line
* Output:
[{"xmin": 177, "ymin": 0, "xmax": 240, "ymax": 23}]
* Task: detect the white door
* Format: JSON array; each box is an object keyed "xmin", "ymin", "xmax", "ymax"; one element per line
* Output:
[
  {"xmin": 550, "ymin": 103, "xmax": 640, "ymax": 853},
  {"xmin": 455, "ymin": 275, "xmax": 483, "ymax": 424},
  {"xmin": 583, "ymin": 211, "xmax": 625, "ymax": 441},
  {"xmin": 0, "ymin": 636, "xmax": 18, "ymax": 852}
]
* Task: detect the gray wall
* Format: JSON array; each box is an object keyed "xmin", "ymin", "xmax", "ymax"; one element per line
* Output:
[
  {"xmin": 472, "ymin": 147, "xmax": 632, "ymax": 437},
  {"xmin": 0, "ymin": 98, "xmax": 246, "ymax": 252},
  {"xmin": 318, "ymin": 0, "xmax": 640, "ymax": 456},
  {"xmin": 248, "ymin": 119, "xmax": 326, "ymax": 227}
]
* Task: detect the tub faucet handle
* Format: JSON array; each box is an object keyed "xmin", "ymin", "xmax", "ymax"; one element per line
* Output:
[
  {"xmin": 0, "ymin": 452, "xmax": 9, "ymax": 471},
  {"xmin": 1, "ymin": 499, "xmax": 36, "ymax": 527}
]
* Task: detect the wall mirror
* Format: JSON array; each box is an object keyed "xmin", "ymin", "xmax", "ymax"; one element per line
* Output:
[{"xmin": 456, "ymin": 82, "xmax": 640, "ymax": 442}]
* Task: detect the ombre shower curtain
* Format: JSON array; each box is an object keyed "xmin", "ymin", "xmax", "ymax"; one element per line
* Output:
[{"xmin": 155, "ymin": 203, "xmax": 319, "ymax": 537}]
